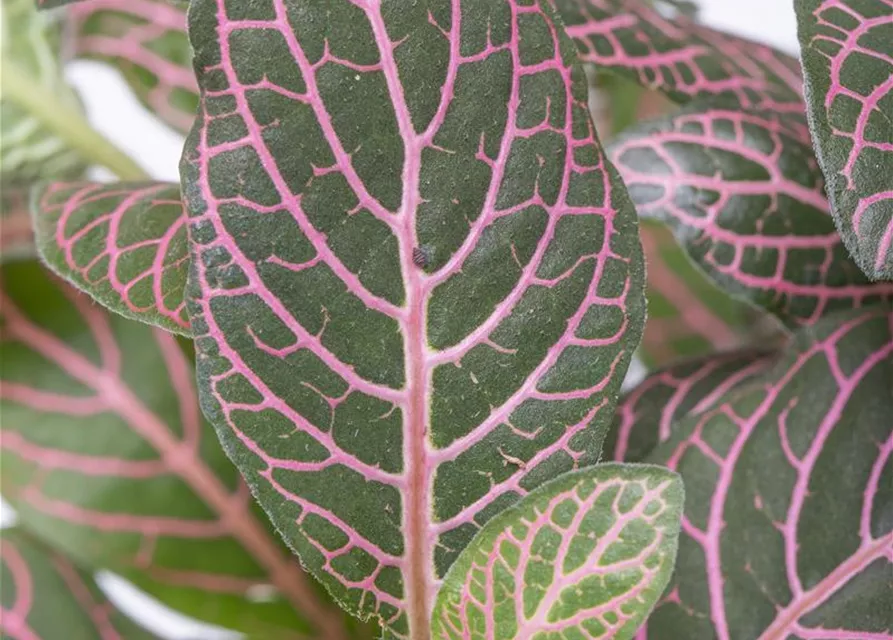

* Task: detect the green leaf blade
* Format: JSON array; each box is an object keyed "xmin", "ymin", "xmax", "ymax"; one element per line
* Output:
[
  {"xmin": 643, "ymin": 305, "xmax": 893, "ymax": 638},
  {"xmin": 431, "ymin": 463, "xmax": 684, "ymax": 639},
  {"xmin": 31, "ymin": 181, "xmax": 192, "ymax": 335},
  {"xmin": 0, "ymin": 261, "xmax": 374, "ymax": 639},
  {"xmin": 1, "ymin": 530, "xmax": 160, "ymax": 639},
  {"xmin": 181, "ymin": 0, "xmax": 645, "ymax": 635},
  {"xmin": 796, "ymin": 0, "xmax": 893, "ymax": 281}
]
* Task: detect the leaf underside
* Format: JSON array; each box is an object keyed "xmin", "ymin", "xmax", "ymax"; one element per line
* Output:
[
  {"xmin": 69, "ymin": 0, "xmax": 198, "ymax": 134},
  {"xmin": 432, "ymin": 464, "xmax": 683, "ymax": 639},
  {"xmin": 31, "ymin": 181, "xmax": 192, "ymax": 335},
  {"xmin": 796, "ymin": 0, "xmax": 893, "ymax": 281},
  {"xmin": 607, "ymin": 349, "xmax": 776, "ymax": 463},
  {"xmin": 0, "ymin": 261, "xmax": 375, "ymax": 639},
  {"xmin": 642, "ymin": 305, "xmax": 893, "ymax": 639},
  {"xmin": 609, "ymin": 103, "xmax": 893, "ymax": 325},
  {"xmin": 0, "ymin": 530, "xmax": 160, "ymax": 640},
  {"xmin": 181, "ymin": 0, "xmax": 644, "ymax": 635}
]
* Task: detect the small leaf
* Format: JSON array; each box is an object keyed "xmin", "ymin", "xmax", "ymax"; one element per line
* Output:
[
  {"xmin": 643, "ymin": 305, "xmax": 893, "ymax": 638},
  {"xmin": 554, "ymin": 0, "xmax": 805, "ymax": 119},
  {"xmin": 69, "ymin": 0, "xmax": 198, "ymax": 134},
  {"xmin": 607, "ymin": 349, "xmax": 776, "ymax": 462},
  {"xmin": 1, "ymin": 529, "xmax": 160, "ymax": 639},
  {"xmin": 638, "ymin": 221, "xmax": 778, "ymax": 367},
  {"xmin": 0, "ymin": 261, "xmax": 376, "ymax": 639},
  {"xmin": 32, "ymin": 181, "xmax": 191, "ymax": 335},
  {"xmin": 796, "ymin": 0, "xmax": 893, "ymax": 281},
  {"xmin": 2, "ymin": 0, "xmax": 87, "ymax": 183},
  {"xmin": 609, "ymin": 103, "xmax": 893, "ymax": 325},
  {"xmin": 181, "ymin": 0, "xmax": 645, "ymax": 635},
  {"xmin": 431, "ymin": 463, "xmax": 683, "ymax": 639},
  {"xmin": 1, "ymin": 186, "xmax": 35, "ymax": 260}
]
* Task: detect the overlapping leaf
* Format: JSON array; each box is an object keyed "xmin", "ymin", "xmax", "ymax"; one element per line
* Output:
[
  {"xmin": 638, "ymin": 221, "xmax": 770, "ymax": 367},
  {"xmin": 69, "ymin": 0, "xmax": 197, "ymax": 134},
  {"xmin": 606, "ymin": 349, "xmax": 776, "ymax": 463},
  {"xmin": 32, "ymin": 181, "xmax": 191, "ymax": 334},
  {"xmin": 796, "ymin": 0, "xmax": 893, "ymax": 281},
  {"xmin": 609, "ymin": 103, "xmax": 893, "ymax": 325},
  {"xmin": 0, "ymin": 261, "xmax": 376, "ymax": 639},
  {"xmin": 1, "ymin": 529, "xmax": 160, "ymax": 639},
  {"xmin": 432, "ymin": 464, "xmax": 683, "ymax": 639},
  {"xmin": 181, "ymin": 0, "xmax": 644, "ymax": 635},
  {"xmin": 1, "ymin": 0, "xmax": 87, "ymax": 184},
  {"xmin": 640, "ymin": 305, "xmax": 893, "ymax": 639},
  {"xmin": 554, "ymin": 0, "xmax": 806, "ymax": 123}
]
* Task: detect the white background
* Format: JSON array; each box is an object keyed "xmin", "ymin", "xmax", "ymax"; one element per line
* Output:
[{"xmin": 2, "ymin": 1, "xmax": 800, "ymax": 637}]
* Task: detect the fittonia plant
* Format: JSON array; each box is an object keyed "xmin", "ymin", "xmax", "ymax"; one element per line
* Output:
[{"xmin": 1, "ymin": 0, "xmax": 890, "ymax": 638}]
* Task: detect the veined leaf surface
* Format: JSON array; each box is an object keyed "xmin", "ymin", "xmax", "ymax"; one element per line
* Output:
[
  {"xmin": 554, "ymin": 0, "xmax": 805, "ymax": 121},
  {"xmin": 1, "ymin": 530, "xmax": 160, "ymax": 640},
  {"xmin": 69, "ymin": 0, "xmax": 197, "ymax": 134},
  {"xmin": 2, "ymin": 0, "xmax": 87, "ymax": 183},
  {"xmin": 607, "ymin": 349, "xmax": 776, "ymax": 463},
  {"xmin": 796, "ymin": 0, "xmax": 893, "ymax": 281},
  {"xmin": 0, "ymin": 261, "xmax": 375, "ymax": 639},
  {"xmin": 182, "ymin": 0, "xmax": 644, "ymax": 636},
  {"xmin": 432, "ymin": 464, "xmax": 683, "ymax": 639},
  {"xmin": 641, "ymin": 305, "xmax": 893, "ymax": 639},
  {"xmin": 32, "ymin": 181, "xmax": 191, "ymax": 335},
  {"xmin": 609, "ymin": 104, "xmax": 893, "ymax": 325}
]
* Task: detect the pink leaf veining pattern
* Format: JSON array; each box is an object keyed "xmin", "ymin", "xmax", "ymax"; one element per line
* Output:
[
  {"xmin": 640, "ymin": 306, "xmax": 893, "ymax": 639},
  {"xmin": 180, "ymin": 0, "xmax": 644, "ymax": 635},
  {"xmin": 0, "ymin": 262, "xmax": 356, "ymax": 639},
  {"xmin": 0, "ymin": 531, "xmax": 159, "ymax": 640},
  {"xmin": 32, "ymin": 182, "xmax": 191, "ymax": 334},
  {"xmin": 610, "ymin": 105, "xmax": 893, "ymax": 325},
  {"xmin": 796, "ymin": 0, "xmax": 893, "ymax": 280},
  {"xmin": 608, "ymin": 349, "xmax": 776, "ymax": 463},
  {"xmin": 68, "ymin": 0, "xmax": 197, "ymax": 134},
  {"xmin": 432, "ymin": 465, "xmax": 683, "ymax": 639},
  {"xmin": 555, "ymin": 0, "xmax": 806, "ymax": 126}
]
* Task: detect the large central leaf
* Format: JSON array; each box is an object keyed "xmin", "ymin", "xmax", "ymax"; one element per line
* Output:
[{"xmin": 181, "ymin": 0, "xmax": 644, "ymax": 636}]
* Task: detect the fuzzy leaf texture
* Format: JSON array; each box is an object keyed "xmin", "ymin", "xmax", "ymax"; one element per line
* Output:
[
  {"xmin": 1, "ymin": 530, "xmax": 160, "ymax": 639},
  {"xmin": 181, "ymin": 0, "xmax": 645, "ymax": 636},
  {"xmin": 69, "ymin": 0, "xmax": 198, "ymax": 134},
  {"xmin": 609, "ymin": 103, "xmax": 893, "ymax": 325},
  {"xmin": 1, "ymin": 0, "xmax": 87, "ymax": 184},
  {"xmin": 796, "ymin": 0, "xmax": 893, "ymax": 281},
  {"xmin": 554, "ymin": 0, "xmax": 806, "ymax": 123},
  {"xmin": 432, "ymin": 464, "xmax": 683, "ymax": 639},
  {"xmin": 640, "ymin": 305, "xmax": 893, "ymax": 639},
  {"xmin": 32, "ymin": 181, "xmax": 191, "ymax": 335},
  {"xmin": 607, "ymin": 349, "xmax": 776, "ymax": 463},
  {"xmin": 0, "ymin": 261, "xmax": 377, "ymax": 639}
]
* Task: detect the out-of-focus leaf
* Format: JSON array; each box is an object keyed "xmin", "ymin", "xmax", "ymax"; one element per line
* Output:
[
  {"xmin": 432, "ymin": 464, "xmax": 683, "ymax": 639},
  {"xmin": 607, "ymin": 349, "xmax": 776, "ymax": 463},
  {"xmin": 0, "ymin": 529, "xmax": 160, "ymax": 639},
  {"xmin": 796, "ymin": 0, "xmax": 893, "ymax": 281},
  {"xmin": 1, "ymin": 186, "xmax": 35, "ymax": 260},
  {"xmin": 69, "ymin": 0, "xmax": 197, "ymax": 134},
  {"xmin": 0, "ymin": 261, "xmax": 378, "ymax": 639},
  {"xmin": 32, "ymin": 181, "xmax": 191, "ymax": 334},
  {"xmin": 642, "ymin": 305, "xmax": 893, "ymax": 639},
  {"xmin": 181, "ymin": 0, "xmax": 645, "ymax": 636},
  {"xmin": 1, "ymin": 0, "xmax": 87, "ymax": 183},
  {"xmin": 609, "ymin": 103, "xmax": 893, "ymax": 325}
]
